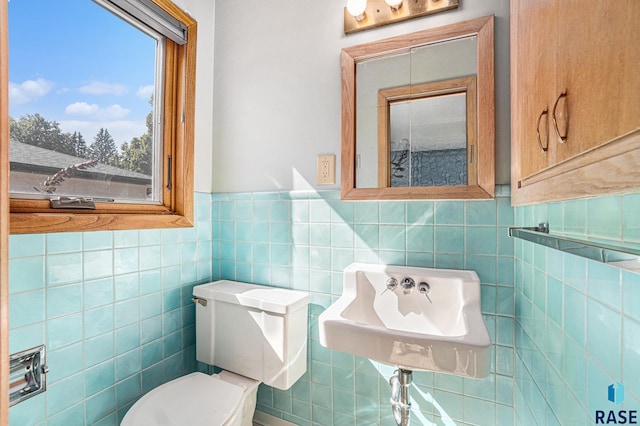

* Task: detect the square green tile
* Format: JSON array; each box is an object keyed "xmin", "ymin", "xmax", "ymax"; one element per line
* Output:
[
  {"xmin": 9, "ymin": 234, "xmax": 45, "ymax": 258},
  {"xmin": 355, "ymin": 201, "xmax": 379, "ymax": 224},
  {"xmin": 406, "ymin": 201, "xmax": 434, "ymax": 225},
  {"xmin": 46, "ymin": 373, "xmax": 84, "ymax": 416},
  {"xmin": 47, "ymin": 283, "xmax": 82, "ymax": 319},
  {"xmin": 434, "ymin": 226, "xmax": 464, "ymax": 254},
  {"xmin": 9, "ymin": 256, "xmax": 45, "ymax": 293},
  {"xmin": 46, "ymin": 232, "xmax": 82, "ymax": 254},
  {"xmin": 466, "ymin": 227, "xmax": 497, "ymax": 255},
  {"xmin": 86, "ymin": 388, "xmax": 116, "ymax": 425},
  {"xmin": 85, "ymin": 360, "xmax": 115, "ymax": 397},
  {"xmin": 588, "ymin": 261, "xmax": 621, "ymax": 311},
  {"xmin": 466, "ymin": 200, "xmax": 497, "ymax": 226},
  {"xmin": 587, "ymin": 299, "xmax": 621, "ymax": 378},
  {"xmin": 434, "ymin": 201, "xmax": 464, "ymax": 225},
  {"xmin": 380, "ymin": 202, "xmax": 405, "ymax": 224},
  {"xmin": 47, "ymin": 252, "xmax": 83, "ymax": 286},
  {"xmin": 587, "ymin": 195, "xmax": 622, "ymax": 240}
]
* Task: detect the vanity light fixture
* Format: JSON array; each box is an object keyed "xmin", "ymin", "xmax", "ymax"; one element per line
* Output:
[
  {"xmin": 346, "ymin": 0, "xmax": 367, "ymax": 22},
  {"xmin": 343, "ymin": 0, "xmax": 459, "ymax": 34},
  {"xmin": 385, "ymin": 0, "xmax": 403, "ymax": 12}
]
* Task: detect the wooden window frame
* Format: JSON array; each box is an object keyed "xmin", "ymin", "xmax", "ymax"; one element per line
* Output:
[
  {"xmin": 1, "ymin": 0, "xmax": 9, "ymax": 422},
  {"xmin": 7, "ymin": 0, "xmax": 197, "ymax": 234}
]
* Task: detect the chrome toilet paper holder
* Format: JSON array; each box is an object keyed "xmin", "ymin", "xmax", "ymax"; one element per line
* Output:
[{"xmin": 9, "ymin": 344, "xmax": 49, "ymax": 406}]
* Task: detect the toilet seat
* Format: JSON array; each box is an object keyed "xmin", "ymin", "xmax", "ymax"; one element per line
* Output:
[{"xmin": 121, "ymin": 372, "xmax": 245, "ymax": 426}]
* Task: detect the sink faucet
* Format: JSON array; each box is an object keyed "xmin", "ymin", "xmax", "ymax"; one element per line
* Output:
[
  {"xmin": 401, "ymin": 277, "xmax": 415, "ymax": 293},
  {"xmin": 418, "ymin": 282, "xmax": 432, "ymax": 303},
  {"xmin": 386, "ymin": 278, "xmax": 398, "ymax": 291}
]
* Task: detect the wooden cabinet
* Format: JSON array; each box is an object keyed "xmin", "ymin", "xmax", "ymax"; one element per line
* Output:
[{"xmin": 511, "ymin": 0, "xmax": 640, "ymax": 205}]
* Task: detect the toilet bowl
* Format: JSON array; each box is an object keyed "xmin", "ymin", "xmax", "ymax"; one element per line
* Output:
[
  {"xmin": 121, "ymin": 371, "xmax": 259, "ymax": 426},
  {"xmin": 121, "ymin": 280, "xmax": 309, "ymax": 425}
]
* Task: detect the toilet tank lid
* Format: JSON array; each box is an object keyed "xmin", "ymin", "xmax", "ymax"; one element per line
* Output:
[{"xmin": 193, "ymin": 280, "xmax": 310, "ymax": 315}]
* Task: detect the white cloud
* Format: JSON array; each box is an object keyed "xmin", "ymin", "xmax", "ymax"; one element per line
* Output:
[
  {"xmin": 59, "ymin": 120, "xmax": 146, "ymax": 145},
  {"xmin": 97, "ymin": 104, "xmax": 130, "ymax": 120},
  {"xmin": 79, "ymin": 81, "xmax": 127, "ymax": 96},
  {"xmin": 65, "ymin": 102, "xmax": 99, "ymax": 116},
  {"xmin": 64, "ymin": 102, "xmax": 130, "ymax": 120},
  {"xmin": 136, "ymin": 85, "xmax": 154, "ymax": 100},
  {"xmin": 9, "ymin": 78, "xmax": 54, "ymax": 104}
]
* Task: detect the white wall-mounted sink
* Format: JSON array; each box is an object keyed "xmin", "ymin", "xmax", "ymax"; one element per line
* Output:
[{"xmin": 318, "ymin": 263, "xmax": 491, "ymax": 378}]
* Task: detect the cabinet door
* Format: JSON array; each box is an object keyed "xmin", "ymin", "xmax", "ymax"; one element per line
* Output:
[
  {"xmin": 511, "ymin": 0, "xmax": 558, "ymax": 181},
  {"xmin": 555, "ymin": 0, "xmax": 640, "ymax": 162}
]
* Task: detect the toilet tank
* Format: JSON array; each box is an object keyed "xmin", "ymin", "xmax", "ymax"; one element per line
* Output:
[{"xmin": 193, "ymin": 280, "xmax": 310, "ymax": 390}]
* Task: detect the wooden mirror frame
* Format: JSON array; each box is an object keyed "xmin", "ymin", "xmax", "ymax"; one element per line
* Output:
[{"xmin": 341, "ymin": 15, "xmax": 495, "ymax": 200}]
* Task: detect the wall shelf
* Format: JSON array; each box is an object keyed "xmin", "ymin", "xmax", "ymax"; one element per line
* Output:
[{"xmin": 509, "ymin": 225, "xmax": 640, "ymax": 273}]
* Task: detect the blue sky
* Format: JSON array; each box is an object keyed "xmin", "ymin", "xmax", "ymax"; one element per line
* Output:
[{"xmin": 8, "ymin": 0, "xmax": 156, "ymax": 146}]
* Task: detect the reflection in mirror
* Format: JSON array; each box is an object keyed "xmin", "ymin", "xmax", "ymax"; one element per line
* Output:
[
  {"xmin": 341, "ymin": 15, "xmax": 494, "ymax": 200},
  {"xmin": 389, "ymin": 94, "xmax": 467, "ymax": 187},
  {"xmin": 378, "ymin": 76, "xmax": 477, "ymax": 188}
]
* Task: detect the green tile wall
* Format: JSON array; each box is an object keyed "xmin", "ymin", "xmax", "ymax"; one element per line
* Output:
[
  {"xmin": 212, "ymin": 186, "xmax": 515, "ymax": 426},
  {"xmin": 514, "ymin": 192, "xmax": 640, "ymax": 425},
  {"xmin": 8, "ymin": 192, "xmax": 214, "ymax": 426},
  {"xmin": 9, "ymin": 187, "xmax": 520, "ymax": 426}
]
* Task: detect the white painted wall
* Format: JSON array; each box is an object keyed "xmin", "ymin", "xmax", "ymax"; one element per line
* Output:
[
  {"xmin": 212, "ymin": 0, "xmax": 510, "ymax": 193},
  {"xmin": 173, "ymin": 0, "xmax": 215, "ymax": 193}
]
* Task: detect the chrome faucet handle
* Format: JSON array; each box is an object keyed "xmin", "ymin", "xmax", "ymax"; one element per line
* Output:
[
  {"xmin": 418, "ymin": 282, "xmax": 432, "ymax": 303},
  {"xmin": 401, "ymin": 277, "xmax": 415, "ymax": 293},
  {"xmin": 383, "ymin": 278, "xmax": 398, "ymax": 294}
]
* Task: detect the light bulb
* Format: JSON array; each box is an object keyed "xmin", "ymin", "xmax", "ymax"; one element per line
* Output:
[
  {"xmin": 347, "ymin": 0, "xmax": 367, "ymax": 22},
  {"xmin": 385, "ymin": 0, "xmax": 403, "ymax": 11}
]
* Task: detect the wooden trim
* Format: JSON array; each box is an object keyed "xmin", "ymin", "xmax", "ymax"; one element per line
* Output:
[
  {"xmin": 475, "ymin": 15, "xmax": 495, "ymax": 197},
  {"xmin": 342, "ymin": 185, "xmax": 493, "ymax": 200},
  {"xmin": 376, "ymin": 76, "xmax": 478, "ymax": 189},
  {"xmin": 343, "ymin": 15, "xmax": 494, "ymax": 59},
  {"xmin": 377, "ymin": 90, "xmax": 390, "ymax": 187},
  {"xmin": 0, "ymin": 0, "xmax": 9, "ymax": 422},
  {"xmin": 174, "ymin": 17, "xmax": 196, "ymax": 225},
  {"xmin": 10, "ymin": 199, "xmax": 177, "ymax": 215},
  {"xmin": 340, "ymin": 49, "xmax": 357, "ymax": 200},
  {"xmin": 10, "ymin": 212, "xmax": 194, "ymax": 234},
  {"xmin": 9, "ymin": 1, "xmax": 196, "ymax": 234},
  {"xmin": 466, "ymin": 76, "xmax": 478, "ymax": 186},
  {"xmin": 341, "ymin": 15, "xmax": 495, "ymax": 200},
  {"xmin": 512, "ymin": 129, "xmax": 640, "ymax": 205},
  {"xmin": 510, "ymin": 0, "xmax": 522, "ymax": 204}
]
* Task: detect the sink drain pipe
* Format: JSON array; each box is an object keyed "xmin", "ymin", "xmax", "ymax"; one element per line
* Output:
[{"xmin": 389, "ymin": 369, "xmax": 413, "ymax": 426}]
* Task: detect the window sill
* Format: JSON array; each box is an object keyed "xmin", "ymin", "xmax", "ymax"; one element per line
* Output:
[{"xmin": 9, "ymin": 208, "xmax": 193, "ymax": 234}]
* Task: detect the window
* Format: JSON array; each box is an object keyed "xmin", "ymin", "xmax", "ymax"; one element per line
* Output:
[{"xmin": 6, "ymin": 0, "xmax": 196, "ymax": 234}]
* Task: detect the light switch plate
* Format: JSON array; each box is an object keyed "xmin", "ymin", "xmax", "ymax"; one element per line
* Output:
[{"xmin": 317, "ymin": 154, "xmax": 336, "ymax": 185}]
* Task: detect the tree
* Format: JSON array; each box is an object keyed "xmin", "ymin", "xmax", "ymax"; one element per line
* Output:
[
  {"xmin": 119, "ymin": 100, "xmax": 153, "ymax": 175},
  {"xmin": 89, "ymin": 128, "xmax": 120, "ymax": 166},
  {"xmin": 10, "ymin": 114, "xmax": 91, "ymax": 158},
  {"xmin": 11, "ymin": 107, "xmax": 153, "ymax": 172},
  {"xmin": 10, "ymin": 113, "xmax": 75, "ymax": 155},
  {"xmin": 69, "ymin": 132, "xmax": 88, "ymax": 158}
]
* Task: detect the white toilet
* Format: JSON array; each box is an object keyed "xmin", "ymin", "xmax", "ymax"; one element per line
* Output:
[{"xmin": 121, "ymin": 280, "xmax": 310, "ymax": 426}]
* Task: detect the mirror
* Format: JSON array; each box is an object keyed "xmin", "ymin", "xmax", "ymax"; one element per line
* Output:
[
  {"xmin": 378, "ymin": 76, "xmax": 477, "ymax": 188},
  {"xmin": 341, "ymin": 15, "xmax": 495, "ymax": 200}
]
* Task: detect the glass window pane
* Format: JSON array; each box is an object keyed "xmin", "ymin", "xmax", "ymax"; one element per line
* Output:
[{"xmin": 8, "ymin": 0, "xmax": 160, "ymax": 203}]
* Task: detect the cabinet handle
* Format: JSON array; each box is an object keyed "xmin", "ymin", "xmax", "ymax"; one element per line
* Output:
[
  {"xmin": 536, "ymin": 108, "xmax": 549, "ymax": 152},
  {"xmin": 552, "ymin": 90, "xmax": 568, "ymax": 143}
]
